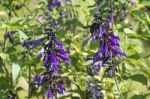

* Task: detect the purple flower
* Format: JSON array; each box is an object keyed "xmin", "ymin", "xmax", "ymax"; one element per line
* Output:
[
  {"xmin": 129, "ymin": 0, "xmax": 136, "ymax": 6},
  {"xmin": 48, "ymin": 0, "xmax": 61, "ymax": 10},
  {"xmin": 6, "ymin": 31, "xmax": 17, "ymax": 44},
  {"xmin": 86, "ymin": 78, "xmax": 104, "ymax": 99},
  {"xmin": 109, "ymin": 33, "xmax": 126, "ymax": 56},
  {"xmin": 49, "ymin": 16, "xmax": 58, "ymax": 26},
  {"xmin": 85, "ymin": 24, "xmax": 104, "ymax": 44},
  {"xmin": 57, "ymin": 54, "xmax": 70, "ymax": 63},
  {"xmin": 98, "ymin": 25, "xmax": 103, "ymax": 38},
  {"xmin": 112, "ymin": 46, "xmax": 126, "ymax": 56},
  {"xmin": 43, "ymin": 41, "xmax": 70, "ymax": 72},
  {"xmin": 107, "ymin": 14, "xmax": 113, "ymax": 27},
  {"xmin": 85, "ymin": 31, "xmax": 97, "ymax": 44},
  {"xmin": 33, "ymin": 71, "xmax": 53, "ymax": 86},
  {"xmin": 105, "ymin": 66, "xmax": 116, "ymax": 78},
  {"xmin": 56, "ymin": 48, "xmax": 70, "ymax": 63},
  {"xmin": 22, "ymin": 37, "xmax": 45, "ymax": 49},
  {"xmin": 92, "ymin": 61, "xmax": 104, "ymax": 71},
  {"xmin": 45, "ymin": 81, "xmax": 65, "ymax": 99},
  {"xmin": 85, "ymin": 21, "xmax": 125, "ymax": 74},
  {"xmin": 54, "ymin": 39, "xmax": 64, "ymax": 48},
  {"xmin": 42, "ymin": 35, "xmax": 70, "ymax": 72},
  {"xmin": 31, "ymin": 29, "xmax": 70, "ymax": 99},
  {"xmin": 60, "ymin": 11, "xmax": 66, "ymax": 17},
  {"xmin": 33, "ymin": 71, "xmax": 65, "ymax": 99},
  {"xmin": 56, "ymin": 82, "xmax": 65, "ymax": 94},
  {"xmin": 50, "ymin": 53, "xmax": 59, "ymax": 72},
  {"xmin": 43, "ymin": 53, "xmax": 59, "ymax": 72},
  {"xmin": 46, "ymin": 90, "xmax": 53, "ymax": 99}
]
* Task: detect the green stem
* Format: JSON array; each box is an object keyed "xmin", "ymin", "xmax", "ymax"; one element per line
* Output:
[
  {"xmin": 70, "ymin": 0, "xmax": 76, "ymax": 17},
  {"xmin": 114, "ymin": 75, "xmax": 124, "ymax": 99},
  {"xmin": 2, "ymin": 28, "xmax": 10, "ymax": 82},
  {"xmin": 28, "ymin": 50, "xmax": 31, "ymax": 99}
]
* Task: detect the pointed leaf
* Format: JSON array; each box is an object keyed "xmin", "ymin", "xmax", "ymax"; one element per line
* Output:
[{"xmin": 12, "ymin": 63, "xmax": 21, "ymax": 85}]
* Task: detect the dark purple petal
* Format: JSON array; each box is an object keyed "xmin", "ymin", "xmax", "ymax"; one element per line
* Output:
[
  {"xmin": 99, "ymin": 40, "xmax": 105, "ymax": 53},
  {"xmin": 33, "ymin": 75, "xmax": 45, "ymax": 85},
  {"xmin": 109, "ymin": 33, "xmax": 120, "ymax": 46},
  {"xmin": 51, "ymin": 53, "xmax": 58, "ymax": 65},
  {"xmin": 49, "ymin": 16, "xmax": 58, "ymax": 26},
  {"xmin": 112, "ymin": 47, "xmax": 126, "ymax": 56},
  {"xmin": 54, "ymin": 40, "xmax": 64, "ymax": 48},
  {"xmin": 48, "ymin": 0, "xmax": 61, "ymax": 10},
  {"xmin": 46, "ymin": 90, "xmax": 53, "ymax": 99},
  {"xmin": 109, "ymin": 39, "xmax": 119, "ymax": 46},
  {"xmin": 57, "ymin": 54, "xmax": 70, "ymax": 63},
  {"xmin": 98, "ymin": 25, "xmax": 103, "ymax": 38},
  {"xmin": 33, "ymin": 71, "xmax": 53, "ymax": 86},
  {"xmin": 110, "ymin": 33, "xmax": 120, "ymax": 40},
  {"xmin": 104, "ymin": 41, "xmax": 109, "ymax": 57},
  {"xmin": 57, "ymin": 82, "xmax": 65, "ymax": 94},
  {"xmin": 52, "ymin": 64, "xmax": 59, "ymax": 72},
  {"xmin": 60, "ymin": 11, "xmax": 66, "ymax": 17},
  {"xmin": 22, "ymin": 37, "xmax": 45, "ymax": 49},
  {"xmin": 56, "ymin": 49, "xmax": 70, "ymax": 55},
  {"xmin": 107, "ymin": 14, "xmax": 113, "ymax": 27},
  {"xmin": 49, "ymin": 53, "xmax": 60, "ymax": 72},
  {"xmin": 7, "ymin": 31, "xmax": 17, "ymax": 44},
  {"xmin": 85, "ymin": 32, "xmax": 97, "ymax": 44},
  {"xmin": 93, "ymin": 55, "xmax": 100, "ymax": 63},
  {"xmin": 92, "ymin": 61, "xmax": 104, "ymax": 71}
]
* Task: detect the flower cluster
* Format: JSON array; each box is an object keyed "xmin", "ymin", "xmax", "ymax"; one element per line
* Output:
[
  {"xmin": 86, "ymin": 78, "xmax": 103, "ymax": 99},
  {"xmin": 47, "ymin": 0, "xmax": 70, "ymax": 20},
  {"xmin": 47, "ymin": 0, "xmax": 71, "ymax": 10},
  {"xmin": 48, "ymin": 0, "xmax": 61, "ymax": 10},
  {"xmin": 45, "ymin": 14, "xmax": 60, "ymax": 28},
  {"xmin": 20, "ymin": 1, "xmax": 71, "ymax": 98},
  {"xmin": 86, "ymin": 5, "xmax": 125, "ymax": 77},
  {"xmin": 22, "ymin": 29, "xmax": 70, "ymax": 99},
  {"xmin": 85, "ymin": 1, "xmax": 126, "ymax": 99}
]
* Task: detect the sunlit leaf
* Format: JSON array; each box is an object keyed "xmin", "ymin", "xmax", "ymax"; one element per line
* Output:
[{"xmin": 12, "ymin": 63, "xmax": 21, "ymax": 85}]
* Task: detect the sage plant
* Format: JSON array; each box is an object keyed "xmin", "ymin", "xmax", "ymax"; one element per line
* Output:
[
  {"xmin": 85, "ymin": 0, "xmax": 126, "ymax": 98},
  {"xmin": 24, "ymin": 29, "xmax": 70, "ymax": 99},
  {"xmin": 86, "ymin": 0, "xmax": 126, "ymax": 76},
  {"xmin": 25, "ymin": 1, "xmax": 71, "ymax": 98}
]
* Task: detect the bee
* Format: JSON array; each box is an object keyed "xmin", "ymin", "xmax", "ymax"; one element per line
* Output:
[
  {"xmin": 90, "ymin": 23, "xmax": 99, "ymax": 34},
  {"xmin": 14, "ymin": 5, "xmax": 22, "ymax": 10}
]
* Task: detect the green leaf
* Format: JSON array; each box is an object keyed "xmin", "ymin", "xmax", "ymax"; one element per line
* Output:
[
  {"xmin": 12, "ymin": 63, "xmax": 21, "ymax": 85},
  {"xmin": 124, "ymin": 28, "xmax": 134, "ymax": 34},
  {"xmin": 127, "ymin": 33, "xmax": 150, "ymax": 40},
  {"xmin": 130, "ymin": 74, "xmax": 148, "ymax": 85},
  {"xmin": 64, "ymin": 18, "xmax": 83, "ymax": 27},
  {"xmin": 0, "ymin": 53, "xmax": 9, "ymax": 61},
  {"xmin": 131, "ymin": 95, "xmax": 147, "ymax": 99},
  {"xmin": 18, "ymin": 30, "xmax": 28, "ymax": 42}
]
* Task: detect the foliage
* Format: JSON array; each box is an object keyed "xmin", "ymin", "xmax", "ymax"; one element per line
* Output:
[{"xmin": 0, "ymin": 0, "xmax": 150, "ymax": 99}]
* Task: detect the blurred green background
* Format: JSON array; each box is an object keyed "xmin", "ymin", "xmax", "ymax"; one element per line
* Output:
[{"xmin": 0, "ymin": 0, "xmax": 150, "ymax": 99}]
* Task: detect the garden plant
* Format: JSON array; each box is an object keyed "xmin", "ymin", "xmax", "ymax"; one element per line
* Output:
[{"xmin": 0, "ymin": 0, "xmax": 150, "ymax": 99}]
